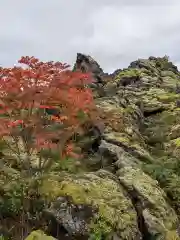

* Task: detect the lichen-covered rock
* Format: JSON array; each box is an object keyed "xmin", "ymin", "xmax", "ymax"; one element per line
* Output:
[
  {"xmin": 117, "ymin": 167, "xmax": 179, "ymax": 239},
  {"xmin": 98, "ymin": 140, "xmax": 180, "ymax": 239},
  {"xmin": 85, "ymin": 55, "xmax": 180, "ymax": 239},
  {"xmin": 25, "ymin": 230, "xmax": 56, "ymax": 240},
  {"xmin": 39, "ymin": 170, "xmax": 141, "ymax": 239}
]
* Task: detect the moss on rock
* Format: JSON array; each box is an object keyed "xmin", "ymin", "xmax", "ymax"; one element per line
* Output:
[
  {"xmin": 25, "ymin": 230, "xmax": 56, "ymax": 240},
  {"xmin": 39, "ymin": 170, "xmax": 140, "ymax": 239},
  {"xmin": 117, "ymin": 166, "xmax": 179, "ymax": 239}
]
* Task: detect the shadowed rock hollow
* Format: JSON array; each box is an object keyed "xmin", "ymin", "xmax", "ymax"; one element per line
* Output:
[{"xmin": 2, "ymin": 54, "xmax": 180, "ymax": 240}]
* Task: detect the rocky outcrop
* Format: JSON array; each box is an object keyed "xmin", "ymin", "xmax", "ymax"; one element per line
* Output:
[
  {"xmin": 73, "ymin": 53, "xmax": 104, "ymax": 86},
  {"xmin": 32, "ymin": 55, "xmax": 180, "ymax": 239},
  {"xmin": 2, "ymin": 54, "xmax": 180, "ymax": 239},
  {"xmin": 73, "ymin": 53, "xmax": 107, "ymax": 98}
]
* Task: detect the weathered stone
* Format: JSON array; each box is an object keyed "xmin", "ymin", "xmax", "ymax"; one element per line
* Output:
[
  {"xmin": 39, "ymin": 170, "xmax": 142, "ymax": 239},
  {"xmin": 25, "ymin": 230, "xmax": 56, "ymax": 240},
  {"xmin": 117, "ymin": 167, "xmax": 179, "ymax": 239}
]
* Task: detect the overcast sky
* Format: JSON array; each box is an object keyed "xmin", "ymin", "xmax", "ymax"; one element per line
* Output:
[{"xmin": 1, "ymin": 0, "xmax": 180, "ymax": 73}]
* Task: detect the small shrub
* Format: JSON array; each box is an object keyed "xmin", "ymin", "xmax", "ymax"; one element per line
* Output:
[{"xmin": 0, "ymin": 56, "xmax": 100, "ymax": 175}]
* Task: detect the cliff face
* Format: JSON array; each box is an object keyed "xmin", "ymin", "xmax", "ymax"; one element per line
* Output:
[{"xmin": 8, "ymin": 54, "xmax": 180, "ymax": 239}]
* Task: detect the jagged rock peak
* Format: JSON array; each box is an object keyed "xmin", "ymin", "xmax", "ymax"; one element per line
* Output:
[{"xmin": 74, "ymin": 53, "xmax": 104, "ymax": 75}]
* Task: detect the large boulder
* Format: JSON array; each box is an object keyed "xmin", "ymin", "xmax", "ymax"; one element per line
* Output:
[{"xmin": 39, "ymin": 170, "xmax": 142, "ymax": 240}]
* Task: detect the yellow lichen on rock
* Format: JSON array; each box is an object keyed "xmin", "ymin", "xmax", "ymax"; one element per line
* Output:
[
  {"xmin": 25, "ymin": 230, "xmax": 56, "ymax": 240},
  {"xmin": 39, "ymin": 171, "xmax": 140, "ymax": 239}
]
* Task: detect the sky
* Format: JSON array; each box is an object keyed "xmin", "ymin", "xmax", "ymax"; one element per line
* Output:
[{"xmin": 1, "ymin": 0, "xmax": 180, "ymax": 73}]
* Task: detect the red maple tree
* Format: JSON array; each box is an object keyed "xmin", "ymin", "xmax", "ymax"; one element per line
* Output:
[{"xmin": 0, "ymin": 56, "xmax": 99, "ymax": 173}]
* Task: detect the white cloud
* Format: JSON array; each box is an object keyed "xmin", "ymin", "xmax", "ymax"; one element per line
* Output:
[
  {"xmin": 0, "ymin": 0, "xmax": 180, "ymax": 72},
  {"xmin": 71, "ymin": 3, "xmax": 180, "ymax": 71}
]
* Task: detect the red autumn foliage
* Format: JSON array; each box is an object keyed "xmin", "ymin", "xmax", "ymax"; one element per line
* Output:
[{"xmin": 0, "ymin": 56, "xmax": 99, "ymax": 171}]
